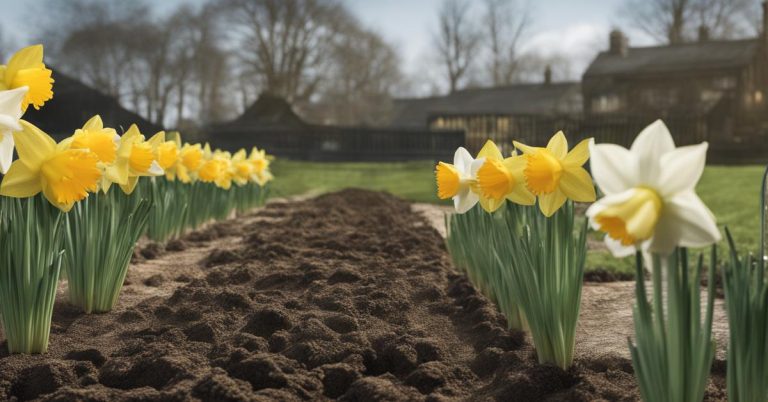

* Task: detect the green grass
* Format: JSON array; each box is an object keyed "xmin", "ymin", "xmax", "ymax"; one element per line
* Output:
[{"xmin": 271, "ymin": 160, "xmax": 765, "ymax": 277}]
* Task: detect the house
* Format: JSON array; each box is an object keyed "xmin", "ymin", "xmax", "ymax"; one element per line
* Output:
[
  {"xmin": 390, "ymin": 73, "xmax": 582, "ymax": 152},
  {"xmin": 583, "ymin": 6, "xmax": 768, "ymax": 144},
  {"xmin": 23, "ymin": 69, "xmax": 163, "ymax": 139}
]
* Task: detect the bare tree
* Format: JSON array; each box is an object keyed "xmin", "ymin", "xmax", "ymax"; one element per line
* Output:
[
  {"xmin": 312, "ymin": 21, "xmax": 403, "ymax": 125},
  {"xmin": 484, "ymin": 0, "xmax": 530, "ymax": 85},
  {"xmin": 623, "ymin": 0, "xmax": 752, "ymax": 44},
  {"xmin": 435, "ymin": 0, "xmax": 481, "ymax": 93},
  {"xmin": 223, "ymin": 0, "xmax": 348, "ymax": 104}
]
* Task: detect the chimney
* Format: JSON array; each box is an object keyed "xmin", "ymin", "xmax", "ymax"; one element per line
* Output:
[
  {"xmin": 698, "ymin": 25, "xmax": 710, "ymax": 42},
  {"xmin": 544, "ymin": 65, "xmax": 552, "ymax": 84},
  {"xmin": 609, "ymin": 29, "xmax": 628, "ymax": 56},
  {"xmin": 763, "ymin": 1, "xmax": 768, "ymax": 43}
]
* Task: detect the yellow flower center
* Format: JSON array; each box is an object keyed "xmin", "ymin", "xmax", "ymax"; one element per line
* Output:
[
  {"xmin": 199, "ymin": 159, "xmax": 225, "ymax": 182},
  {"xmin": 252, "ymin": 158, "xmax": 267, "ymax": 173},
  {"xmin": 477, "ymin": 159, "xmax": 515, "ymax": 200},
  {"xmin": 129, "ymin": 142, "xmax": 155, "ymax": 173},
  {"xmin": 157, "ymin": 142, "xmax": 178, "ymax": 170},
  {"xmin": 181, "ymin": 147, "xmax": 203, "ymax": 171},
  {"xmin": 524, "ymin": 149, "xmax": 563, "ymax": 195},
  {"xmin": 595, "ymin": 187, "xmax": 663, "ymax": 246},
  {"xmin": 41, "ymin": 150, "xmax": 101, "ymax": 204},
  {"xmin": 71, "ymin": 129, "xmax": 117, "ymax": 164},
  {"xmin": 11, "ymin": 67, "xmax": 54, "ymax": 111},
  {"xmin": 235, "ymin": 161, "xmax": 253, "ymax": 179},
  {"xmin": 435, "ymin": 162, "xmax": 460, "ymax": 199}
]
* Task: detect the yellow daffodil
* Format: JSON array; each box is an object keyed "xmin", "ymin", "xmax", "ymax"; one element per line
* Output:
[
  {"xmin": 0, "ymin": 45, "xmax": 54, "ymax": 111},
  {"xmin": 232, "ymin": 149, "xmax": 254, "ymax": 186},
  {"xmin": 116, "ymin": 126, "xmax": 164, "ymax": 194},
  {"xmin": 0, "ymin": 87, "xmax": 28, "ymax": 173},
  {"xmin": 513, "ymin": 132, "xmax": 596, "ymax": 217},
  {"xmin": 198, "ymin": 144, "xmax": 226, "ymax": 184},
  {"xmin": 177, "ymin": 143, "xmax": 203, "ymax": 183},
  {"xmin": 475, "ymin": 140, "xmax": 535, "ymax": 212},
  {"xmin": 586, "ymin": 120, "xmax": 720, "ymax": 256},
  {"xmin": 0, "ymin": 121, "xmax": 101, "ymax": 211},
  {"xmin": 248, "ymin": 147, "xmax": 273, "ymax": 185},
  {"xmin": 156, "ymin": 140, "xmax": 179, "ymax": 178},
  {"xmin": 212, "ymin": 150, "xmax": 234, "ymax": 190}
]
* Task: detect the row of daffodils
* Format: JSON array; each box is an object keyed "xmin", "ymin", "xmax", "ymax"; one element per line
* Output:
[
  {"xmin": 439, "ymin": 121, "xmax": 767, "ymax": 401},
  {"xmin": 0, "ymin": 45, "xmax": 273, "ymax": 354}
]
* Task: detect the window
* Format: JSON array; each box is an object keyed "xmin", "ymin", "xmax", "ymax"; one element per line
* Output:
[
  {"xmin": 713, "ymin": 76, "xmax": 737, "ymax": 90},
  {"xmin": 591, "ymin": 94, "xmax": 621, "ymax": 113}
]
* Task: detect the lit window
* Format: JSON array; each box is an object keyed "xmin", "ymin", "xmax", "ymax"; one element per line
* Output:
[
  {"xmin": 591, "ymin": 94, "xmax": 621, "ymax": 113},
  {"xmin": 755, "ymin": 90, "xmax": 763, "ymax": 104}
]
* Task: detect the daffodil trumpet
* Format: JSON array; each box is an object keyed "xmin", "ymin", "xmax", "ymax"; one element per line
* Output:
[{"xmin": 0, "ymin": 196, "xmax": 64, "ymax": 354}]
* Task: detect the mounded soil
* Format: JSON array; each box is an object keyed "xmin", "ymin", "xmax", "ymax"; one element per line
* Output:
[{"xmin": 0, "ymin": 189, "xmax": 727, "ymax": 401}]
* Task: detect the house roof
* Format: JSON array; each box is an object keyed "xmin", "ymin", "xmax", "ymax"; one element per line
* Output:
[
  {"xmin": 23, "ymin": 69, "xmax": 163, "ymax": 139},
  {"xmin": 584, "ymin": 38, "xmax": 759, "ymax": 78},
  {"xmin": 390, "ymin": 82, "xmax": 582, "ymax": 128}
]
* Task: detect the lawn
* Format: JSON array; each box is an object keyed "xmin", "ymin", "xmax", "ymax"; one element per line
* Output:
[{"xmin": 271, "ymin": 160, "xmax": 766, "ymax": 276}]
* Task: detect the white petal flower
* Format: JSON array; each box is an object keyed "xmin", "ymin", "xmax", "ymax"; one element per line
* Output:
[
  {"xmin": 0, "ymin": 87, "xmax": 29, "ymax": 174},
  {"xmin": 586, "ymin": 119, "xmax": 721, "ymax": 256},
  {"xmin": 435, "ymin": 147, "xmax": 484, "ymax": 213}
]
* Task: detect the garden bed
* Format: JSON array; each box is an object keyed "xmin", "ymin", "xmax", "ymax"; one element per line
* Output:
[{"xmin": 0, "ymin": 189, "xmax": 727, "ymax": 401}]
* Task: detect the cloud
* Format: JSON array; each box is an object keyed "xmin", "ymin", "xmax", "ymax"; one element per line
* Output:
[{"xmin": 519, "ymin": 22, "xmax": 610, "ymax": 78}]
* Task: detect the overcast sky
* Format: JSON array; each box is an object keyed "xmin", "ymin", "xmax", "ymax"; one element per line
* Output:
[{"xmin": 0, "ymin": 0, "xmax": 655, "ymax": 90}]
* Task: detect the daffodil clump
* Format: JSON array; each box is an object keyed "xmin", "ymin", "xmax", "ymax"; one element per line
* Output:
[
  {"xmin": 588, "ymin": 120, "xmax": 721, "ymax": 402},
  {"xmin": 437, "ymin": 133, "xmax": 595, "ymax": 369},
  {"xmin": 0, "ymin": 45, "xmax": 274, "ymax": 353}
]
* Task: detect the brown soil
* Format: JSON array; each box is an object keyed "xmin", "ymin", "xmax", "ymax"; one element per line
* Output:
[{"xmin": 0, "ymin": 189, "xmax": 726, "ymax": 401}]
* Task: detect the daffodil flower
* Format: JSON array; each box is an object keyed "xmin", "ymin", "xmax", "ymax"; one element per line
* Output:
[
  {"xmin": 0, "ymin": 87, "xmax": 28, "ymax": 173},
  {"xmin": 0, "ymin": 121, "xmax": 101, "ymax": 211},
  {"xmin": 116, "ymin": 126, "xmax": 164, "ymax": 194},
  {"xmin": 177, "ymin": 143, "xmax": 203, "ymax": 183},
  {"xmin": 0, "ymin": 45, "xmax": 54, "ymax": 111},
  {"xmin": 585, "ymin": 119, "xmax": 721, "ymax": 256},
  {"xmin": 156, "ymin": 140, "xmax": 179, "ymax": 180},
  {"xmin": 475, "ymin": 140, "xmax": 535, "ymax": 212},
  {"xmin": 198, "ymin": 144, "xmax": 227, "ymax": 184},
  {"xmin": 213, "ymin": 150, "xmax": 235, "ymax": 190},
  {"xmin": 232, "ymin": 149, "xmax": 254, "ymax": 186},
  {"xmin": 248, "ymin": 147, "xmax": 273, "ymax": 185},
  {"xmin": 435, "ymin": 147, "xmax": 484, "ymax": 213},
  {"xmin": 514, "ymin": 132, "xmax": 596, "ymax": 217}
]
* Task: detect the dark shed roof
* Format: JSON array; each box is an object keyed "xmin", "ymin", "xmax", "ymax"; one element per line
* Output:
[
  {"xmin": 584, "ymin": 39, "xmax": 759, "ymax": 78},
  {"xmin": 23, "ymin": 69, "xmax": 163, "ymax": 139},
  {"xmin": 390, "ymin": 82, "xmax": 582, "ymax": 128}
]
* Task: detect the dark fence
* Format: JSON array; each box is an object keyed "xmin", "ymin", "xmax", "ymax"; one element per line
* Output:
[
  {"xmin": 428, "ymin": 113, "xmax": 768, "ymax": 165},
  {"xmin": 207, "ymin": 125, "xmax": 464, "ymax": 162}
]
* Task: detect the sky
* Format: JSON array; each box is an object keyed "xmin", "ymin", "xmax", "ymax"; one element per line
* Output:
[{"xmin": 0, "ymin": 0, "xmax": 655, "ymax": 91}]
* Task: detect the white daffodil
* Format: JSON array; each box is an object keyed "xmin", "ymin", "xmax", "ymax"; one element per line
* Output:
[
  {"xmin": 586, "ymin": 119, "xmax": 721, "ymax": 256},
  {"xmin": 435, "ymin": 147, "xmax": 485, "ymax": 213},
  {"xmin": 0, "ymin": 87, "xmax": 28, "ymax": 173}
]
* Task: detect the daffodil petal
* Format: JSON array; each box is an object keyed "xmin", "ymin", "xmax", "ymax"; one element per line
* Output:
[
  {"xmin": 0, "ymin": 86, "xmax": 28, "ymax": 121},
  {"xmin": 13, "ymin": 120, "xmax": 55, "ymax": 169},
  {"xmin": 5, "ymin": 45, "xmax": 43, "ymax": 85},
  {"xmin": 478, "ymin": 140, "xmax": 503, "ymax": 160},
  {"xmin": 666, "ymin": 191, "xmax": 721, "ymax": 248},
  {"xmin": 657, "ymin": 142, "xmax": 708, "ymax": 197},
  {"xmin": 513, "ymin": 141, "xmax": 538, "ymax": 155},
  {"xmin": 505, "ymin": 185, "xmax": 535, "ymax": 205},
  {"xmin": 455, "ymin": 187, "xmax": 479, "ymax": 213},
  {"xmin": 0, "ymin": 131, "xmax": 14, "ymax": 174},
  {"xmin": 83, "ymin": 115, "xmax": 103, "ymax": 131},
  {"xmin": 479, "ymin": 196, "xmax": 505, "ymax": 213},
  {"xmin": 562, "ymin": 138, "xmax": 592, "ymax": 168},
  {"xmin": 538, "ymin": 189, "xmax": 567, "ymax": 217},
  {"xmin": 603, "ymin": 237, "xmax": 637, "ymax": 258},
  {"xmin": 41, "ymin": 182, "xmax": 75, "ymax": 212},
  {"xmin": 148, "ymin": 160, "xmax": 164, "ymax": 175},
  {"xmin": 469, "ymin": 157, "xmax": 485, "ymax": 177},
  {"xmin": 630, "ymin": 120, "xmax": 675, "ymax": 184},
  {"xmin": 454, "ymin": 147, "xmax": 472, "ymax": 172},
  {"xmin": 546, "ymin": 131, "xmax": 568, "ymax": 159},
  {"xmin": 589, "ymin": 143, "xmax": 637, "ymax": 195},
  {"xmin": 0, "ymin": 161, "xmax": 41, "ymax": 197},
  {"xmin": 559, "ymin": 167, "xmax": 596, "ymax": 202}
]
